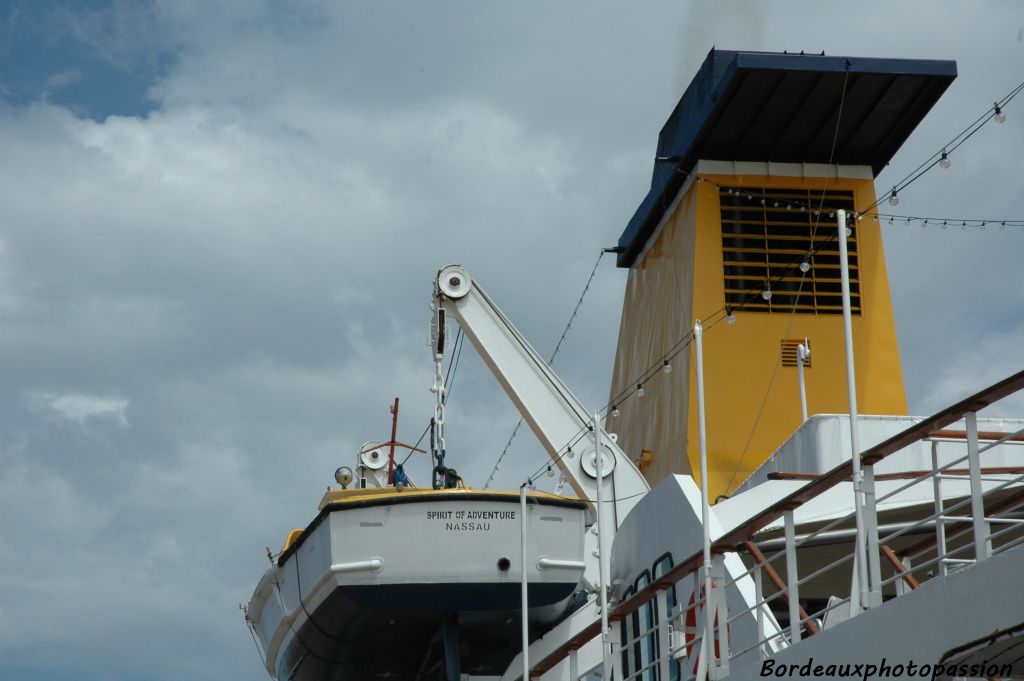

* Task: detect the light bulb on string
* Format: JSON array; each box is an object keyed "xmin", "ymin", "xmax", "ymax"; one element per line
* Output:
[
  {"xmin": 636, "ymin": 384, "xmax": 645, "ymax": 397},
  {"xmin": 994, "ymin": 103, "xmax": 1006, "ymax": 124},
  {"xmin": 725, "ymin": 306, "xmax": 736, "ymax": 325},
  {"xmin": 888, "ymin": 188, "xmax": 899, "ymax": 206},
  {"xmin": 799, "ymin": 258, "xmax": 811, "ymax": 273},
  {"xmin": 662, "ymin": 360, "xmax": 672, "ymax": 374},
  {"xmin": 547, "ymin": 466, "xmax": 555, "ymax": 478},
  {"xmin": 566, "ymin": 446, "xmax": 574, "ymax": 459},
  {"xmin": 611, "ymin": 405, "xmax": 620, "ymax": 418},
  {"xmin": 761, "ymin": 287, "xmax": 773, "ymax": 301},
  {"xmin": 939, "ymin": 149, "xmax": 951, "ymax": 169}
]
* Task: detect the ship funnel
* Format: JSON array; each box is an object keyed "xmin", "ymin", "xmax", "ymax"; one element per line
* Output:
[{"xmin": 607, "ymin": 49, "xmax": 956, "ymax": 499}]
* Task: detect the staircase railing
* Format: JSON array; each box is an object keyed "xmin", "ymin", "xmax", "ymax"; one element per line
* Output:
[{"xmin": 525, "ymin": 369, "xmax": 1024, "ymax": 681}]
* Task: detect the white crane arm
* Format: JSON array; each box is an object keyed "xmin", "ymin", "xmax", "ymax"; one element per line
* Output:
[{"xmin": 433, "ymin": 264, "xmax": 650, "ymax": 528}]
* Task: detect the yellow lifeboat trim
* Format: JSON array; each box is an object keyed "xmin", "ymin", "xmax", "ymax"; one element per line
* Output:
[
  {"xmin": 317, "ymin": 486, "xmax": 581, "ymax": 511},
  {"xmin": 275, "ymin": 487, "xmax": 585, "ymax": 560}
]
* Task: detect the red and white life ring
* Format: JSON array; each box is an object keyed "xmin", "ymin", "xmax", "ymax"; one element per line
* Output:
[{"xmin": 683, "ymin": 583, "xmax": 730, "ymax": 673}]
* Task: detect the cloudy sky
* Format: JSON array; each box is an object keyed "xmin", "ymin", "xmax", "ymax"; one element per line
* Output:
[{"xmin": 1, "ymin": 1, "xmax": 1022, "ymax": 679}]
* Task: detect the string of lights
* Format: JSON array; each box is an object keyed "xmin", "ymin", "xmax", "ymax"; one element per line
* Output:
[
  {"xmin": 484, "ymin": 249, "xmax": 609, "ymax": 489},
  {"xmin": 873, "ymin": 212, "xmax": 1024, "ymax": 230},
  {"xmin": 522, "ymin": 185, "xmax": 1024, "ymax": 488},
  {"xmin": 522, "ymin": 236, "xmax": 859, "ymax": 489},
  {"xmin": 871, "ymin": 79, "xmax": 1024, "ymax": 215},
  {"xmin": 646, "ymin": 79, "xmax": 1023, "ymax": 228},
  {"xmin": 517, "ymin": 80, "xmax": 1023, "ymax": 490},
  {"xmin": 518, "ymin": 228, "xmax": 850, "ymax": 488}
]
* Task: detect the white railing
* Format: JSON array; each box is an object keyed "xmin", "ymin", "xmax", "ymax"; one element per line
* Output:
[{"xmin": 526, "ymin": 369, "xmax": 1024, "ymax": 681}]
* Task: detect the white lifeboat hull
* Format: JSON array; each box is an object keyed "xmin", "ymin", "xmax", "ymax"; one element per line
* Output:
[{"xmin": 247, "ymin": 489, "xmax": 588, "ymax": 681}]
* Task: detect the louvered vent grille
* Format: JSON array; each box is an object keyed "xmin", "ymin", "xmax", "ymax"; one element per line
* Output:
[
  {"xmin": 780, "ymin": 339, "xmax": 811, "ymax": 368},
  {"xmin": 720, "ymin": 187, "xmax": 860, "ymax": 315}
]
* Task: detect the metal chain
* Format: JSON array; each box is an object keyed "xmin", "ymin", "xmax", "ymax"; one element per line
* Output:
[{"xmin": 432, "ymin": 354, "xmax": 446, "ymax": 454}]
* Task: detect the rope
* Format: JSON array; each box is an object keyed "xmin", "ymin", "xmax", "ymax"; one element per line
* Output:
[
  {"xmin": 721, "ymin": 66, "xmax": 851, "ymax": 495},
  {"xmin": 443, "ymin": 329, "xmax": 463, "ymax": 403},
  {"xmin": 245, "ymin": 616, "xmax": 274, "ymax": 679},
  {"xmin": 484, "ymin": 249, "xmax": 608, "ymax": 488},
  {"xmin": 269, "ymin": 564, "xmax": 349, "ymax": 666},
  {"xmin": 514, "ymin": 78, "xmax": 1024, "ymax": 490},
  {"xmin": 292, "ymin": 548, "xmax": 357, "ymax": 645},
  {"xmin": 859, "ymin": 78, "xmax": 1024, "ymax": 216}
]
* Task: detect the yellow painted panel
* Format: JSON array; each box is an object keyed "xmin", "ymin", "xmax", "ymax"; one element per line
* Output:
[
  {"xmin": 606, "ymin": 186, "xmax": 696, "ymax": 485},
  {"xmin": 609, "ymin": 173, "xmax": 907, "ymax": 500}
]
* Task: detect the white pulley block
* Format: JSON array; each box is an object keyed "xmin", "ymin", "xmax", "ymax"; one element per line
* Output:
[
  {"xmin": 359, "ymin": 442, "xmax": 389, "ymax": 470},
  {"xmin": 437, "ymin": 265, "xmax": 472, "ymax": 299},
  {"xmin": 580, "ymin": 442, "xmax": 616, "ymax": 478}
]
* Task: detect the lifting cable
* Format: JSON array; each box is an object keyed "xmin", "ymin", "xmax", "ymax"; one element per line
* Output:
[{"xmin": 485, "ymin": 248, "xmax": 608, "ymax": 488}]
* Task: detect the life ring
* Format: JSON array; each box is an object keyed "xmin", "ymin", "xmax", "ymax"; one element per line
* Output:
[{"xmin": 683, "ymin": 584, "xmax": 730, "ymax": 673}]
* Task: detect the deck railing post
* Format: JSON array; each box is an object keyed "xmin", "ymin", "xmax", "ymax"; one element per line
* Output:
[
  {"xmin": 656, "ymin": 589, "xmax": 671, "ymax": 681},
  {"xmin": 797, "ymin": 341, "xmax": 809, "ymax": 423},
  {"xmin": 784, "ymin": 510, "xmax": 801, "ymax": 645},
  {"xmin": 837, "ymin": 209, "xmax": 872, "ymax": 611},
  {"xmin": 862, "ymin": 466, "xmax": 883, "ymax": 607},
  {"xmin": 693, "ymin": 320, "xmax": 715, "ymax": 674},
  {"xmin": 594, "ymin": 411, "xmax": 612, "ymax": 677},
  {"xmin": 930, "ymin": 441, "xmax": 948, "ymax": 576},
  {"xmin": 569, "ymin": 649, "xmax": 578, "ymax": 681},
  {"xmin": 520, "ymin": 484, "xmax": 530, "ymax": 681},
  {"xmin": 754, "ymin": 563, "xmax": 765, "ymax": 659},
  {"xmin": 965, "ymin": 412, "xmax": 993, "ymax": 560},
  {"xmin": 611, "ymin": 622, "xmax": 623, "ymax": 681},
  {"xmin": 711, "ymin": 556, "xmax": 730, "ymax": 677}
]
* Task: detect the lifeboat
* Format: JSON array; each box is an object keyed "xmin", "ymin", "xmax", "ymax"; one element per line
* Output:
[{"xmin": 247, "ymin": 486, "xmax": 588, "ymax": 681}]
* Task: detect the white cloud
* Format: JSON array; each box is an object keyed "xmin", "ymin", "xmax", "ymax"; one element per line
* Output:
[{"xmin": 25, "ymin": 391, "xmax": 129, "ymax": 427}]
